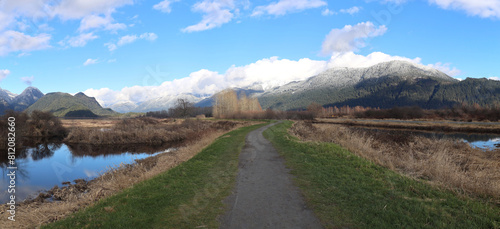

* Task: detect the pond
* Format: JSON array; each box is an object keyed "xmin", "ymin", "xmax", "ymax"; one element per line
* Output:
[
  {"xmin": 351, "ymin": 127, "xmax": 500, "ymax": 150},
  {"xmin": 0, "ymin": 143, "xmax": 175, "ymax": 204}
]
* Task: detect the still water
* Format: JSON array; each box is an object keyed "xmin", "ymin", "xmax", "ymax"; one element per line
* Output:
[
  {"xmin": 0, "ymin": 143, "xmax": 173, "ymax": 204},
  {"xmin": 352, "ymin": 127, "xmax": 500, "ymax": 150}
]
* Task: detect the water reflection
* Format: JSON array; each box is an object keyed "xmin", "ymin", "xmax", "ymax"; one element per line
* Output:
[
  {"xmin": 350, "ymin": 126, "xmax": 500, "ymax": 150},
  {"xmin": 0, "ymin": 140, "xmax": 176, "ymax": 204}
]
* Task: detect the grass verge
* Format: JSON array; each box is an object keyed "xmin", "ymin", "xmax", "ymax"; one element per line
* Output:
[
  {"xmin": 263, "ymin": 121, "xmax": 500, "ymax": 229},
  {"xmin": 42, "ymin": 122, "xmax": 268, "ymax": 229}
]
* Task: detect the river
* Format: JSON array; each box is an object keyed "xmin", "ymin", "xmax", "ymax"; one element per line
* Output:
[{"xmin": 0, "ymin": 142, "xmax": 175, "ymax": 204}]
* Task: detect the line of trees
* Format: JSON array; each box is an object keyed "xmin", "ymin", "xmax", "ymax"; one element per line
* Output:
[
  {"xmin": 145, "ymin": 99, "xmax": 212, "ymax": 118},
  {"xmin": 307, "ymin": 102, "xmax": 500, "ymax": 121},
  {"xmin": 213, "ymin": 89, "xmax": 262, "ymax": 118}
]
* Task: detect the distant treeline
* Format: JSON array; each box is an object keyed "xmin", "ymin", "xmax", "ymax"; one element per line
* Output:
[
  {"xmin": 309, "ymin": 103, "xmax": 500, "ymax": 121},
  {"xmin": 145, "ymin": 98, "xmax": 212, "ymax": 118}
]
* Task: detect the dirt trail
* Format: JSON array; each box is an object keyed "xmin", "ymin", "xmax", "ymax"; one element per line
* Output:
[{"xmin": 220, "ymin": 122, "xmax": 323, "ymax": 229}]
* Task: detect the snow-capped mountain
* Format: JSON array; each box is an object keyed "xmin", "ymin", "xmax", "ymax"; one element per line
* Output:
[
  {"xmin": 256, "ymin": 60, "xmax": 467, "ymax": 110},
  {"xmin": 132, "ymin": 93, "xmax": 204, "ymax": 113},
  {"xmin": 0, "ymin": 88, "xmax": 18, "ymax": 104},
  {"xmin": 108, "ymin": 60, "xmax": 459, "ymax": 112},
  {"xmin": 109, "ymin": 101, "xmax": 139, "ymax": 113},
  {"xmin": 259, "ymin": 60, "xmax": 456, "ymax": 97},
  {"xmin": 11, "ymin": 87, "xmax": 44, "ymax": 110},
  {"xmin": 0, "ymin": 87, "xmax": 44, "ymax": 114}
]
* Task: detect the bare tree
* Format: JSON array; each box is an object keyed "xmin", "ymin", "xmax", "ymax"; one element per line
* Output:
[{"xmin": 173, "ymin": 98, "xmax": 194, "ymax": 118}]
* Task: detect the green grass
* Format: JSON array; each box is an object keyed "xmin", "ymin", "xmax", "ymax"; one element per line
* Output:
[
  {"xmin": 263, "ymin": 121, "xmax": 500, "ymax": 229},
  {"xmin": 43, "ymin": 122, "xmax": 268, "ymax": 229}
]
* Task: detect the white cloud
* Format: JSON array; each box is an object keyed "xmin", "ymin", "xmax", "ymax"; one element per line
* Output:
[
  {"xmin": 224, "ymin": 57, "xmax": 328, "ymax": 90},
  {"xmin": 153, "ymin": 0, "xmax": 179, "ymax": 13},
  {"xmin": 0, "ymin": 69, "xmax": 11, "ymax": 82},
  {"xmin": 38, "ymin": 24, "xmax": 54, "ymax": 32},
  {"xmin": 21, "ymin": 76, "xmax": 35, "ymax": 85},
  {"xmin": 83, "ymin": 58, "xmax": 98, "ymax": 66},
  {"xmin": 1, "ymin": 0, "xmax": 51, "ymax": 19},
  {"xmin": 327, "ymin": 51, "xmax": 461, "ymax": 78},
  {"xmin": 427, "ymin": 62, "xmax": 462, "ymax": 76},
  {"xmin": 429, "ymin": 0, "xmax": 500, "ymax": 19},
  {"xmin": 85, "ymin": 56, "xmax": 328, "ymax": 107},
  {"xmin": 63, "ymin": 32, "xmax": 98, "ymax": 47},
  {"xmin": 322, "ymin": 9, "xmax": 336, "ymax": 16},
  {"xmin": 327, "ymin": 51, "xmax": 422, "ymax": 68},
  {"xmin": 488, "ymin": 76, "xmax": 500, "ymax": 81},
  {"xmin": 117, "ymin": 35, "xmax": 138, "ymax": 46},
  {"xmin": 0, "ymin": 31, "xmax": 51, "ymax": 56},
  {"xmin": 321, "ymin": 21, "xmax": 387, "ymax": 55},
  {"xmin": 85, "ymin": 52, "xmax": 462, "ymax": 109},
  {"xmin": 78, "ymin": 14, "xmax": 127, "ymax": 32},
  {"xmin": 0, "ymin": 12, "xmax": 15, "ymax": 32},
  {"xmin": 252, "ymin": 0, "xmax": 327, "ymax": 16},
  {"xmin": 0, "ymin": 0, "xmax": 133, "ymax": 55},
  {"xmin": 182, "ymin": 0, "xmax": 236, "ymax": 32},
  {"xmin": 322, "ymin": 6, "xmax": 361, "ymax": 16},
  {"xmin": 17, "ymin": 21, "xmax": 30, "ymax": 31},
  {"xmin": 381, "ymin": 0, "xmax": 500, "ymax": 19},
  {"xmin": 139, "ymin": 33, "xmax": 158, "ymax": 41},
  {"xmin": 105, "ymin": 43, "xmax": 117, "ymax": 51},
  {"xmin": 340, "ymin": 6, "xmax": 361, "ymax": 15},
  {"xmin": 106, "ymin": 32, "xmax": 158, "ymax": 51},
  {"xmin": 52, "ymin": 0, "xmax": 134, "ymax": 20},
  {"xmin": 377, "ymin": 0, "xmax": 408, "ymax": 4}
]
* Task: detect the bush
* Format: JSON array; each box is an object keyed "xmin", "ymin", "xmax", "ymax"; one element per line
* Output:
[
  {"xmin": 0, "ymin": 110, "xmax": 67, "ymax": 150},
  {"xmin": 356, "ymin": 106, "xmax": 424, "ymax": 120}
]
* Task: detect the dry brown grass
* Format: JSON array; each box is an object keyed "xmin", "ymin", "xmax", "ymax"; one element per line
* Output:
[
  {"xmin": 61, "ymin": 119, "xmax": 119, "ymax": 129},
  {"xmin": 63, "ymin": 118, "xmax": 239, "ymax": 145},
  {"xmin": 290, "ymin": 121, "xmax": 500, "ymax": 201},
  {"xmin": 316, "ymin": 118, "xmax": 500, "ymax": 134},
  {"xmin": 0, "ymin": 120, "xmax": 257, "ymax": 229}
]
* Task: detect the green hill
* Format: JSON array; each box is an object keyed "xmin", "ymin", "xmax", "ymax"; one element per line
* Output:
[{"xmin": 25, "ymin": 92, "xmax": 116, "ymax": 117}]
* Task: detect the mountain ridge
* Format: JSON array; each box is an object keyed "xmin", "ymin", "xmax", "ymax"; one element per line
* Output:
[
  {"xmin": 25, "ymin": 92, "xmax": 116, "ymax": 117},
  {"xmin": 258, "ymin": 61, "xmax": 498, "ymax": 110},
  {"xmin": 259, "ymin": 60, "xmax": 456, "ymax": 97},
  {"xmin": 0, "ymin": 87, "xmax": 44, "ymax": 114}
]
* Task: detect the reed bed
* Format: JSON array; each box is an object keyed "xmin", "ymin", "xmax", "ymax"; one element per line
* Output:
[
  {"xmin": 290, "ymin": 121, "xmax": 500, "ymax": 200},
  {"xmin": 315, "ymin": 118, "xmax": 500, "ymax": 134},
  {"xmin": 64, "ymin": 118, "xmax": 239, "ymax": 145}
]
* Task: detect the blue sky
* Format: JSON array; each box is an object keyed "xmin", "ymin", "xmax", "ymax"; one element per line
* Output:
[{"xmin": 0, "ymin": 0, "xmax": 499, "ymax": 107}]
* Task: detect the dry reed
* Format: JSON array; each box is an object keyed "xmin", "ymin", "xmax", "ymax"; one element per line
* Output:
[
  {"xmin": 290, "ymin": 121, "xmax": 500, "ymax": 201},
  {"xmin": 64, "ymin": 118, "xmax": 239, "ymax": 145}
]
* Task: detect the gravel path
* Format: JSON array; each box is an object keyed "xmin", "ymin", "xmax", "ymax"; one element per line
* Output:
[{"xmin": 220, "ymin": 122, "xmax": 323, "ymax": 229}]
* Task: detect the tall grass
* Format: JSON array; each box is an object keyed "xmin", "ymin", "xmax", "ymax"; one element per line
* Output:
[
  {"xmin": 290, "ymin": 121, "xmax": 500, "ymax": 200},
  {"xmin": 64, "ymin": 118, "xmax": 238, "ymax": 145},
  {"xmin": 353, "ymin": 104, "xmax": 500, "ymax": 121}
]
